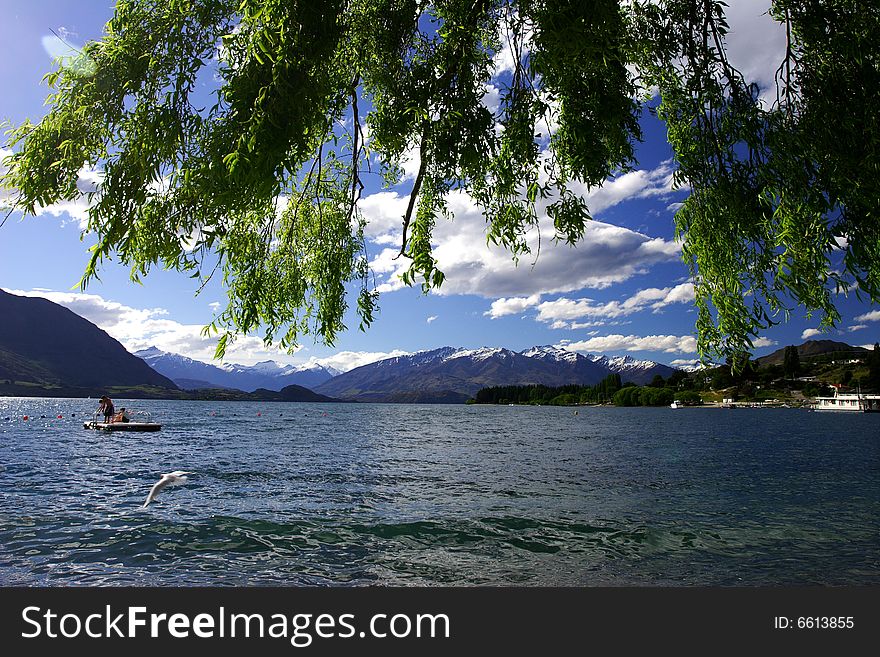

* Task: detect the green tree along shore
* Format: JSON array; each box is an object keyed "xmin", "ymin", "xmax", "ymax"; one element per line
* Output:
[
  {"xmin": 472, "ymin": 343, "xmax": 880, "ymax": 406},
  {"xmin": 2, "ymin": 1, "xmax": 879, "ymax": 362}
]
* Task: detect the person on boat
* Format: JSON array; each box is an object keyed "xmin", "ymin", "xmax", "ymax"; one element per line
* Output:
[
  {"xmin": 113, "ymin": 407, "xmax": 131, "ymax": 423},
  {"xmin": 98, "ymin": 396, "xmax": 115, "ymax": 423}
]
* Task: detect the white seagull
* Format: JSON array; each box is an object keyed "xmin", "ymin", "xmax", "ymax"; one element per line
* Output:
[{"xmin": 143, "ymin": 471, "xmax": 193, "ymax": 507}]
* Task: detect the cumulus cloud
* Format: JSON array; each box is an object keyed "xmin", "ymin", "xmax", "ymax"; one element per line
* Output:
[
  {"xmin": 569, "ymin": 321, "xmax": 608, "ymax": 330},
  {"xmin": 1, "ymin": 152, "xmax": 102, "ymax": 229},
  {"xmin": 492, "ymin": 16, "xmax": 534, "ymax": 77},
  {"xmin": 560, "ymin": 333, "xmax": 698, "ymax": 354},
  {"xmin": 570, "ymin": 160, "xmax": 677, "ymax": 215},
  {"xmin": 534, "ymin": 283, "xmax": 694, "ymax": 324},
  {"xmin": 854, "ymin": 310, "xmax": 880, "ymax": 323},
  {"xmin": 302, "ymin": 350, "xmax": 411, "ymax": 373},
  {"xmin": 482, "ymin": 83, "xmax": 502, "ymax": 114},
  {"xmin": 484, "ymin": 294, "xmax": 542, "ymax": 318},
  {"xmin": 358, "ymin": 191, "xmax": 409, "ymax": 246},
  {"xmin": 751, "ymin": 337, "xmax": 777, "ymax": 348},
  {"xmin": 0, "ymin": 148, "xmax": 15, "ymax": 208},
  {"xmin": 363, "ymin": 188, "xmax": 680, "ymax": 299},
  {"xmin": 801, "ymin": 328, "xmax": 823, "ymax": 340},
  {"xmin": 723, "ymin": 1, "xmax": 787, "ymax": 103},
  {"xmin": 426, "ymin": 315, "xmax": 438, "ymax": 324}
]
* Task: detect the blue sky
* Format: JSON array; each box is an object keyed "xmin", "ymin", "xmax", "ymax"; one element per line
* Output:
[{"xmin": 1, "ymin": 1, "xmax": 878, "ymax": 371}]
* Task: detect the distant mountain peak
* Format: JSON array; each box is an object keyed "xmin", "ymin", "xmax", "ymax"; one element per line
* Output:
[
  {"xmin": 520, "ymin": 345, "xmax": 581, "ymax": 363},
  {"xmin": 444, "ymin": 347, "xmax": 511, "ymax": 362},
  {"xmin": 135, "ymin": 347, "xmax": 336, "ymax": 392}
]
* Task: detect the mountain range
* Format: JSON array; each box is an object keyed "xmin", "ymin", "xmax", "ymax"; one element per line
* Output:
[
  {"xmin": 312, "ymin": 345, "xmax": 677, "ymax": 403},
  {"xmin": 13, "ymin": 286, "xmax": 871, "ymax": 405},
  {"xmin": 135, "ymin": 346, "xmax": 339, "ymax": 392},
  {"xmin": 134, "ymin": 344, "xmax": 678, "ymax": 403}
]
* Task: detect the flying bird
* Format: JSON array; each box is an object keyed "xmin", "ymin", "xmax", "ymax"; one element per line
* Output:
[{"xmin": 143, "ymin": 471, "xmax": 192, "ymax": 507}]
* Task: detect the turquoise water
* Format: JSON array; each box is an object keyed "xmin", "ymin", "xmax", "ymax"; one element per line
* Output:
[{"xmin": 0, "ymin": 398, "xmax": 877, "ymax": 585}]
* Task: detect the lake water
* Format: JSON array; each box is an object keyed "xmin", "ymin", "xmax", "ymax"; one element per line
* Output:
[{"xmin": 0, "ymin": 398, "xmax": 877, "ymax": 586}]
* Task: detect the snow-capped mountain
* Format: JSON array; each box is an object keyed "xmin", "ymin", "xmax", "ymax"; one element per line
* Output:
[
  {"xmin": 585, "ymin": 353, "xmax": 677, "ymax": 380},
  {"xmin": 135, "ymin": 347, "xmax": 338, "ymax": 392},
  {"xmin": 314, "ymin": 345, "xmax": 678, "ymax": 402},
  {"xmin": 520, "ymin": 345, "xmax": 582, "ymax": 364}
]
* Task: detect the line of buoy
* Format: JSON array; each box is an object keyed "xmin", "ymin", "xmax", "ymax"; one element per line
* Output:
[{"xmin": 11, "ymin": 413, "xmax": 75, "ymax": 421}]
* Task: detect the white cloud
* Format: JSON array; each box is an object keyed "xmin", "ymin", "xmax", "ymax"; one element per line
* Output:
[
  {"xmin": 358, "ymin": 191, "xmax": 409, "ymax": 246},
  {"xmin": 492, "ymin": 15, "xmax": 534, "ymax": 77},
  {"xmin": 1, "ymin": 154, "xmax": 102, "ymax": 229},
  {"xmin": 426, "ymin": 315, "xmax": 438, "ymax": 324},
  {"xmin": 484, "ymin": 294, "xmax": 541, "ymax": 318},
  {"xmin": 752, "ymin": 337, "xmax": 777, "ymax": 348},
  {"xmin": 302, "ymin": 350, "xmax": 411, "ymax": 373},
  {"xmin": 561, "ymin": 333, "xmax": 698, "ymax": 354},
  {"xmin": 801, "ymin": 328, "xmax": 823, "ymax": 340},
  {"xmin": 534, "ymin": 283, "xmax": 694, "ymax": 324},
  {"xmin": 670, "ymin": 358, "xmax": 700, "ymax": 367},
  {"xmin": 0, "ymin": 148, "xmax": 14, "ymax": 208},
  {"xmin": 399, "ymin": 146, "xmax": 421, "ymax": 183},
  {"xmin": 38, "ymin": 197, "xmax": 93, "ymax": 230},
  {"xmin": 847, "ymin": 324, "xmax": 868, "ymax": 333},
  {"xmin": 482, "ymin": 83, "xmax": 502, "ymax": 114},
  {"xmin": 653, "ymin": 282, "xmax": 695, "ymax": 308},
  {"xmin": 363, "ymin": 188, "xmax": 681, "ymax": 299},
  {"xmin": 854, "ymin": 310, "xmax": 880, "ymax": 323},
  {"xmin": 723, "ymin": 1, "xmax": 787, "ymax": 104},
  {"xmin": 569, "ymin": 321, "xmax": 607, "ymax": 330},
  {"xmin": 571, "ymin": 160, "xmax": 678, "ymax": 215}
]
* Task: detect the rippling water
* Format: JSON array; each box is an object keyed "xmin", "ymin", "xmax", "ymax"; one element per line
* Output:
[{"xmin": 0, "ymin": 398, "xmax": 877, "ymax": 586}]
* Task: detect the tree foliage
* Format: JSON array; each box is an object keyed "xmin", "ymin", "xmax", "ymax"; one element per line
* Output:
[
  {"xmin": 782, "ymin": 345, "xmax": 800, "ymax": 378},
  {"xmin": 612, "ymin": 384, "xmax": 674, "ymax": 406},
  {"xmin": 2, "ymin": 0, "xmax": 878, "ymax": 360},
  {"xmin": 868, "ymin": 343, "xmax": 880, "ymax": 391},
  {"xmin": 473, "ymin": 372, "xmax": 623, "ymax": 404}
]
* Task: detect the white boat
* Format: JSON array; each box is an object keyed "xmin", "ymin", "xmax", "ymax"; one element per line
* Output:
[
  {"xmin": 670, "ymin": 400, "xmax": 679, "ymax": 409},
  {"xmin": 813, "ymin": 386, "xmax": 880, "ymax": 413}
]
